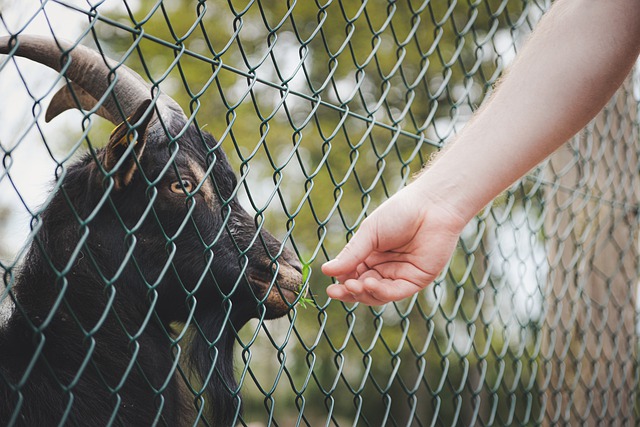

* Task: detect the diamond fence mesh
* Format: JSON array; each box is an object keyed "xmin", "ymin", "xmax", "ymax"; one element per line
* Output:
[{"xmin": 0, "ymin": 0, "xmax": 638, "ymax": 426}]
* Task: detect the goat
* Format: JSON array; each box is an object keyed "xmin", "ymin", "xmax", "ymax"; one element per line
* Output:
[{"xmin": 0, "ymin": 35, "xmax": 302, "ymax": 426}]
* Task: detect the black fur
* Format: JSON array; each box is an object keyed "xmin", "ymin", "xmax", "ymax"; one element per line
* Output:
[{"xmin": 0, "ymin": 104, "xmax": 301, "ymax": 426}]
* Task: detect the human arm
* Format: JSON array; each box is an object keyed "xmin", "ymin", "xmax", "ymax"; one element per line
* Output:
[{"xmin": 322, "ymin": 0, "xmax": 640, "ymax": 305}]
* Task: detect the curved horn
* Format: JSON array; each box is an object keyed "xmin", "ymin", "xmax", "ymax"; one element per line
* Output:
[{"xmin": 0, "ymin": 35, "xmax": 185, "ymax": 125}]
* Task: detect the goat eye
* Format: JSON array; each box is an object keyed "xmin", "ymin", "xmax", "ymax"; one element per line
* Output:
[{"xmin": 170, "ymin": 180, "xmax": 193, "ymax": 194}]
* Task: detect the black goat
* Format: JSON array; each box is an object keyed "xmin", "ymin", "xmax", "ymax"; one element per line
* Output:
[{"xmin": 0, "ymin": 35, "xmax": 302, "ymax": 426}]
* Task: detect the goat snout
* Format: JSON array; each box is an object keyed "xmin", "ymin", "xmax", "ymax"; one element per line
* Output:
[{"xmin": 246, "ymin": 247, "xmax": 303, "ymax": 318}]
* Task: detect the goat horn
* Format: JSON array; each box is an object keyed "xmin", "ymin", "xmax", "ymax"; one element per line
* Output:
[{"xmin": 0, "ymin": 35, "xmax": 185, "ymax": 125}]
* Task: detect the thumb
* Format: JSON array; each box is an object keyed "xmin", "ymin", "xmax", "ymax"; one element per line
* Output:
[{"xmin": 321, "ymin": 220, "xmax": 376, "ymax": 277}]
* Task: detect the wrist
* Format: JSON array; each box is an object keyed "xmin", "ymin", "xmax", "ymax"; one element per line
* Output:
[
  {"xmin": 407, "ymin": 170, "xmax": 474, "ymax": 234},
  {"xmin": 411, "ymin": 132, "xmax": 514, "ymax": 225}
]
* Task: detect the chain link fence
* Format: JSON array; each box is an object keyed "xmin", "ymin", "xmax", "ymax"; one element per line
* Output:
[{"xmin": 0, "ymin": 0, "xmax": 638, "ymax": 426}]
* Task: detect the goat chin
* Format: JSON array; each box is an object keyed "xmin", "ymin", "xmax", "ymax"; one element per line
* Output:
[{"xmin": 256, "ymin": 276, "xmax": 301, "ymax": 319}]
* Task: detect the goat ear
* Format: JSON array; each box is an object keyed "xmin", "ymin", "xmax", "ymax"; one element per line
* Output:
[{"xmin": 103, "ymin": 99, "xmax": 154, "ymax": 188}]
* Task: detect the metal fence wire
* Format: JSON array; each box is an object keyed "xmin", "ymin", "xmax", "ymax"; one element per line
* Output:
[{"xmin": 0, "ymin": 0, "xmax": 638, "ymax": 426}]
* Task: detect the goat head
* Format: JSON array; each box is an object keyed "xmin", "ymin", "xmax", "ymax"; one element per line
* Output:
[{"xmin": 0, "ymin": 35, "xmax": 303, "ymax": 322}]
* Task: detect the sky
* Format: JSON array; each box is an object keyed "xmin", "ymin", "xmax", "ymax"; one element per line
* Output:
[{"xmin": 0, "ymin": 1, "xmax": 109, "ymax": 260}]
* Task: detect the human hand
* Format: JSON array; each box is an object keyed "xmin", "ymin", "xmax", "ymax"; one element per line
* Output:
[{"xmin": 322, "ymin": 183, "xmax": 468, "ymax": 305}]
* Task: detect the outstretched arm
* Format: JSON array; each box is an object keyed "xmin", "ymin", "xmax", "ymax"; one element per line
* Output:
[{"xmin": 322, "ymin": 0, "xmax": 640, "ymax": 305}]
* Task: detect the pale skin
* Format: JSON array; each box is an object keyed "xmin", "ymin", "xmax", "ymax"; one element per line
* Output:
[{"xmin": 322, "ymin": 0, "xmax": 640, "ymax": 306}]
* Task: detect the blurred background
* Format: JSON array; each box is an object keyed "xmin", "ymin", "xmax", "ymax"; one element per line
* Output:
[{"xmin": 1, "ymin": 0, "xmax": 638, "ymax": 425}]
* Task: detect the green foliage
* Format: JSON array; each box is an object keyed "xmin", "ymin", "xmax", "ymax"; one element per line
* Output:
[{"xmin": 295, "ymin": 259, "xmax": 315, "ymax": 309}]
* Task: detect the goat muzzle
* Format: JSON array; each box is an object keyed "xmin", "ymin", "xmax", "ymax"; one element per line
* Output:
[{"xmin": 247, "ymin": 250, "xmax": 303, "ymax": 318}]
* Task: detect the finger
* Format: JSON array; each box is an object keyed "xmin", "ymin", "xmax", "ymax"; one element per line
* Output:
[
  {"xmin": 341, "ymin": 278, "xmax": 389, "ymax": 306},
  {"xmin": 321, "ymin": 221, "xmax": 376, "ymax": 277},
  {"xmin": 333, "ymin": 261, "xmax": 370, "ymax": 284},
  {"xmin": 360, "ymin": 260, "xmax": 439, "ymax": 290},
  {"xmin": 343, "ymin": 276, "xmax": 426, "ymax": 305},
  {"xmin": 326, "ymin": 283, "xmax": 358, "ymax": 303}
]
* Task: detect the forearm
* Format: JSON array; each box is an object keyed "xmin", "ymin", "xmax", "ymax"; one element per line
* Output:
[{"xmin": 415, "ymin": 0, "xmax": 640, "ymax": 223}]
